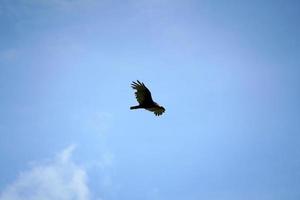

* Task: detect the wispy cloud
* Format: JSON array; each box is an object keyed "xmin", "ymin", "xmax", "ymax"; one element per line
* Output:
[
  {"xmin": 0, "ymin": 49, "xmax": 18, "ymax": 62},
  {"xmin": 72, "ymin": 111, "xmax": 114, "ymax": 135},
  {"xmin": 85, "ymin": 112, "xmax": 114, "ymax": 133},
  {"xmin": 23, "ymin": 0, "xmax": 98, "ymax": 12},
  {"xmin": 0, "ymin": 145, "xmax": 90, "ymax": 200}
]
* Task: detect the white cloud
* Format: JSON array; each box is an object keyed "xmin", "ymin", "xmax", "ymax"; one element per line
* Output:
[{"xmin": 0, "ymin": 145, "xmax": 90, "ymax": 200}]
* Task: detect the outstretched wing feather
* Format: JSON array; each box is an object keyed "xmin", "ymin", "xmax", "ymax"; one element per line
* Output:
[{"xmin": 131, "ymin": 81, "xmax": 153, "ymax": 104}]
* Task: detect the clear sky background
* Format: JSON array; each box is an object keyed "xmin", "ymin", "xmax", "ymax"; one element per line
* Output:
[{"xmin": 0, "ymin": 0, "xmax": 300, "ymax": 199}]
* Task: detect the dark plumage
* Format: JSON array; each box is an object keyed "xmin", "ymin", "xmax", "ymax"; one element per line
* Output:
[{"xmin": 130, "ymin": 80, "xmax": 165, "ymax": 116}]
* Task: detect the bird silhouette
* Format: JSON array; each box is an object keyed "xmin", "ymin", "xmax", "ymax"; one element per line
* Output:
[{"xmin": 130, "ymin": 80, "xmax": 165, "ymax": 116}]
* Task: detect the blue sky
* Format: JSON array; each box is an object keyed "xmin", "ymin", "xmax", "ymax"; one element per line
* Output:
[{"xmin": 1, "ymin": 0, "xmax": 300, "ymax": 199}]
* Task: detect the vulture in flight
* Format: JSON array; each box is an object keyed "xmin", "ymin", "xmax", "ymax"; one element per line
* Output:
[{"xmin": 130, "ymin": 80, "xmax": 165, "ymax": 116}]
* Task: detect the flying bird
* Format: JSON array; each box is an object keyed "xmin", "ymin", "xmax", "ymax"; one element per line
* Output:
[{"xmin": 130, "ymin": 80, "xmax": 165, "ymax": 116}]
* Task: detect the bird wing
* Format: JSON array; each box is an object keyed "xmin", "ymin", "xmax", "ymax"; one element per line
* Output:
[{"xmin": 131, "ymin": 80, "xmax": 153, "ymax": 104}]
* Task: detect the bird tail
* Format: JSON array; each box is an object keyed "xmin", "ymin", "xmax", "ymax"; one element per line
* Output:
[{"xmin": 130, "ymin": 105, "xmax": 142, "ymax": 110}]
